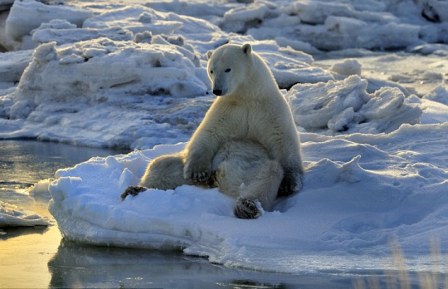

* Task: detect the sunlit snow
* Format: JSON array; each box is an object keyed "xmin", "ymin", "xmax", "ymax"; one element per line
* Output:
[{"xmin": 0, "ymin": 0, "xmax": 447, "ymax": 274}]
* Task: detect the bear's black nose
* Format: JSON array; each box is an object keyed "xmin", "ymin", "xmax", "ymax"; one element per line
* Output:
[{"xmin": 213, "ymin": 89, "xmax": 222, "ymax": 95}]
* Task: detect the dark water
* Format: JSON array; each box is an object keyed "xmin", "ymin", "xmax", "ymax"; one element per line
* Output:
[
  {"xmin": 0, "ymin": 140, "xmax": 127, "ymax": 189},
  {"xmin": 0, "ymin": 140, "xmax": 440, "ymax": 289}
]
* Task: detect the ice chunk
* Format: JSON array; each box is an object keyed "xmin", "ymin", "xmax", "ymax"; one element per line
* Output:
[
  {"xmin": 330, "ymin": 59, "xmax": 362, "ymax": 77},
  {"xmin": 221, "ymin": 3, "xmax": 269, "ymax": 33},
  {"xmin": 359, "ymin": 87, "xmax": 422, "ymax": 133},
  {"xmin": 288, "ymin": 75, "xmax": 369, "ymax": 130},
  {"xmin": 424, "ymin": 85, "xmax": 448, "ymax": 105},
  {"xmin": 241, "ymin": 0, "xmax": 437, "ymax": 51},
  {"xmin": 409, "ymin": 43, "xmax": 448, "ymax": 56},
  {"xmin": 356, "ymin": 22, "xmax": 420, "ymax": 50},
  {"xmin": 83, "ymin": 6, "xmax": 182, "ymax": 36},
  {"xmin": 0, "ymin": 201, "xmax": 50, "ymax": 227},
  {"xmin": 5, "ymin": 0, "xmax": 92, "ymax": 41},
  {"xmin": 292, "ymin": 1, "xmax": 395, "ymax": 25},
  {"xmin": 275, "ymin": 36, "xmax": 320, "ymax": 55},
  {"xmin": 243, "ymin": 40, "xmax": 332, "ymax": 88},
  {"xmin": 287, "ymin": 75, "xmax": 421, "ymax": 133},
  {"xmin": 32, "ymin": 23, "xmax": 133, "ymax": 47},
  {"xmin": 12, "ymin": 38, "xmax": 208, "ymax": 116},
  {"xmin": 28, "ymin": 179, "xmax": 51, "ymax": 201}
]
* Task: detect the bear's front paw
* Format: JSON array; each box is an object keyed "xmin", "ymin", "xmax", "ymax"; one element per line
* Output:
[
  {"xmin": 234, "ymin": 198, "xmax": 262, "ymax": 219},
  {"xmin": 121, "ymin": 186, "xmax": 147, "ymax": 201},
  {"xmin": 184, "ymin": 156, "xmax": 211, "ymax": 183},
  {"xmin": 192, "ymin": 170, "xmax": 211, "ymax": 183}
]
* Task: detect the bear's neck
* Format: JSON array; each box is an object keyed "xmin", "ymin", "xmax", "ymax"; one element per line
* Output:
[{"xmin": 241, "ymin": 56, "xmax": 280, "ymax": 100}]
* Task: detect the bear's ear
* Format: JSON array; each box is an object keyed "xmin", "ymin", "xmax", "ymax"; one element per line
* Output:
[
  {"xmin": 206, "ymin": 50, "xmax": 213, "ymax": 59},
  {"xmin": 242, "ymin": 43, "xmax": 252, "ymax": 55}
]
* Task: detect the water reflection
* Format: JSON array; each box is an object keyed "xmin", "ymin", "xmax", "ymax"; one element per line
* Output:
[
  {"xmin": 0, "ymin": 226, "xmax": 48, "ymax": 240},
  {"xmin": 48, "ymin": 240, "xmax": 279, "ymax": 288},
  {"xmin": 48, "ymin": 240, "xmax": 354, "ymax": 289}
]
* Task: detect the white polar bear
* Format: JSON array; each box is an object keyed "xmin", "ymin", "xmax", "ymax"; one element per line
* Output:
[{"xmin": 122, "ymin": 43, "xmax": 304, "ymax": 219}]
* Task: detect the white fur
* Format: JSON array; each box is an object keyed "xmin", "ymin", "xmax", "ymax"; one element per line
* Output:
[{"xmin": 139, "ymin": 43, "xmax": 304, "ymax": 216}]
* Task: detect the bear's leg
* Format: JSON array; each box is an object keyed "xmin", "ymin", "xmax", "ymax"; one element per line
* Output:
[
  {"xmin": 140, "ymin": 153, "xmax": 190, "ymax": 190},
  {"xmin": 213, "ymin": 160, "xmax": 245, "ymax": 199},
  {"xmin": 215, "ymin": 158, "xmax": 284, "ymax": 218},
  {"xmin": 239, "ymin": 160, "xmax": 284, "ymax": 213},
  {"xmin": 122, "ymin": 154, "xmax": 189, "ymax": 201}
]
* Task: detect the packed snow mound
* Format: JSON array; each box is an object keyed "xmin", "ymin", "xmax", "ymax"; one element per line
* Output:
[
  {"xmin": 216, "ymin": 0, "xmax": 448, "ymax": 51},
  {"xmin": 0, "ymin": 0, "xmax": 444, "ymax": 150},
  {"xmin": 287, "ymin": 75, "xmax": 422, "ymax": 133},
  {"xmin": 0, "ymin": 200, "xmax": 50, "ymax": 227},
  {"xmin": 0, "ymin": 37, "xmax": 330, "ymax": 148},
  {"xmin": 24, "ymin": 2, "xmax": 332, "ymax": 88},
  {"xmin": 83, "ymin": 5, "xmax": 197, "ymax": 38},
  {"xmin": 9, "ymin": 38, "xmax": 207, "ymax": 119},
  {"xmin": 4, "ymin": 0, "xmax": 448, "ymax": 53},
  {"xmin": 329, "ymin": 59, "xmax": 362, "ymax": 77},
  {"xmin": 424, "ymin": 85, "xmax": 448, "ymax": 105},
  {"xmin": 49, "ymin": 123, "xmax": 448, "ymax": 272},
  {"xmin": 248, "ymin": 41, "xmax": 332, "ymax": 87},
  {"xmin": 32, "ymin": 20, "xmax": 134, "ymax": 47},
  {"xmin": 5, "ymin": 0, "xmax": 92, "ymax": 42}
]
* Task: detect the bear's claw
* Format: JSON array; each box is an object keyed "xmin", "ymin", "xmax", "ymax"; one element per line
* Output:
[
  {"xmin": 184, "ymin": 152, "xmax": 212, "ymax": 183},
  {"xmin": 234, "ymin": 198, "xmax": 261, "ymax": 219},
  {"xmin": 190, "ymin": 171, "xmax": 210, "ymax": 183},
  {"xmin": 121, "ymin": 186, "xmax": 147, "ymax": 200},
  {"xmin": 200, "ymin": 172, "xmax": 209, "ymax": 181}
]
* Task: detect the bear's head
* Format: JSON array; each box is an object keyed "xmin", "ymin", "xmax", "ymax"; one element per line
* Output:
[{"xmin": 207, "ymin": 43, "xmax": 252, "ymax": 97}]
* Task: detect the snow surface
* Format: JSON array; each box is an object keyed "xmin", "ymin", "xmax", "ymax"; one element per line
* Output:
[
  {"xmin": 1, "ymin": 0, "xmax": 446, "ymax": 148},
  {"xmin": 48, "ymin": 119, "xmax": 448, "ymax": 272},
  {"xmin": 288, "ymin": 75, "xmax": 422, "ymax": 133},
  {"xmin": 0, "ymin": 0, "xmax": 447, "ymax": 273}
]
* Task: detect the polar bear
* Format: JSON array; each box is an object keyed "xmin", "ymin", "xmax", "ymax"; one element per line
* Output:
[{"xmin": 122, "ymin": 43, "xmax": 304, "ymax": 219}]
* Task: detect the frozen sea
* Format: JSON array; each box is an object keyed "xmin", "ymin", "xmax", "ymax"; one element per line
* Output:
[
  {"xmin": 1, "ymin": 0, "xmax": 448, "ymax": 288},
  {"xmin": 0, "ymin": 141, "xmax": 420, "ymax": 289}
]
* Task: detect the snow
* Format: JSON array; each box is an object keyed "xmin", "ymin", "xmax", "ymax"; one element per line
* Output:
[
  {"xmin": 48, "ymin": 119, "xmax": 448, "ymax": 272},
  {"xmin": 0, "ymin": 0, "xmax": 447, "ymax": 274},
  {"xmin": 288, "ymin": 75, "xmax": 422, "ymax": 133},
  {"xmin": 424, "ymin": 85, "xmax": 448, "ymax": 105},
  {"xmin": 15, "ymin": 38, "xmax": 207, "ymax": 103},
  {"xmin": 330, "ymin": 58, "xmax": 362, "ymax": 77},
  {"xmin": 5, "ymin": 0, "xmax": 92, "ymax": 42},
  {"xmin": 215, "ymin": 0, "xmax": 448, "ymax": 51}
]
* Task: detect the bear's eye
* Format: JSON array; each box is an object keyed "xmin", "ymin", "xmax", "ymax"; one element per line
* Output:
[{"xmin": 225, "ymin": 68, "xmax": 231, "ymax": 73}]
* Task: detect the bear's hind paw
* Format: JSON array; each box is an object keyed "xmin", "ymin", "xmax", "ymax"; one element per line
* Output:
[{"xmin": 234, "ymin": 198, "xmax": 262, "ymax": 219}]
